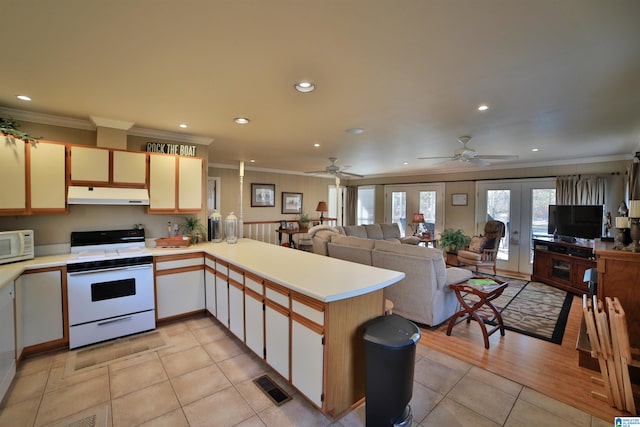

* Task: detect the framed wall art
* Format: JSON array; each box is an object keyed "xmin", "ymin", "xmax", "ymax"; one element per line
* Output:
[
  {"xmin": 282, "ymin": 192, "xmax": 303, "ymax": 214},
  {"xmin": 251, "ymin": 183, "xmax": 275, "ymax": 207},
  {"xmin": 451, "ymin": 193, "xmax": 468, "ymax": 206}
]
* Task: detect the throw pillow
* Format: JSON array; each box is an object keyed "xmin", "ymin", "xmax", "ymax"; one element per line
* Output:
[{"xmin": 468, "ymin": 236, "xmax": 487, "ymax": 253}]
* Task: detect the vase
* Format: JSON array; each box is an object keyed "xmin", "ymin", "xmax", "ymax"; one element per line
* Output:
[{"xmin": 225, "ymin": 212, "xmax": 238, "ymax": 244}]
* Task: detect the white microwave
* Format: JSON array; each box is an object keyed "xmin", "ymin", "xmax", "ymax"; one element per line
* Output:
[{"xmin": 0, "ymin": 230, "xmax": 34, "ymax": 265}]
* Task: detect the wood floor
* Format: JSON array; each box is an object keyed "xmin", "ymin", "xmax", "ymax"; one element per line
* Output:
[{"xmin": 419, "ymin": 271, "xmax": 632, "ymax": 422}]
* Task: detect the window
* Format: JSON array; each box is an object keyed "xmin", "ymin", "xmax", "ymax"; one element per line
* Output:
[{"xmin": 357, "ymin": 186, "xmax": 375, "ymax": 225}]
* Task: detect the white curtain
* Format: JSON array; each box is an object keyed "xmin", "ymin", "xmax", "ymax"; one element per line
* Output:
[{"xmin": 556, "ymin": 175, "xmax": 605, "ymax": 205}]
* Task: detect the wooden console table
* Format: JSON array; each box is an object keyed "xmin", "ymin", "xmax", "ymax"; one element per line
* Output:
[{"xmin": 532, "ymin": 238, "xmax": 596, "ymax": 294}]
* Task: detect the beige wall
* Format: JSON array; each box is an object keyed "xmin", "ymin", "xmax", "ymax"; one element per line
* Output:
[{"xmin": 209, "ymin": 167, "xmax": 335, "ymax": 223}]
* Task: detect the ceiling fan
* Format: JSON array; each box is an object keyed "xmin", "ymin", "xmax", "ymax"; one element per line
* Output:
[
  {"xmin": 418, "ymin": 136, "xmax": 518, "ymax": 166},
  {"xmin": 306, "ymin": 157, "xmax": 364, "ymax": 178}
]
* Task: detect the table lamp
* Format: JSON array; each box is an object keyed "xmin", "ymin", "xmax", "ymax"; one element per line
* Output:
[
  {"xmin": 412, "ymin": 213, "xmax": 424, "ymax": 236},
  {"xmin": 316, "ymin": 201, "xmax": 328, "ymax": 224}
]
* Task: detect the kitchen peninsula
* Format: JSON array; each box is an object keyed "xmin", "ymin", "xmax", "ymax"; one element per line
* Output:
[{"xmin": 1, "ymin": 239, "xmax": 405, "ymax": 420}]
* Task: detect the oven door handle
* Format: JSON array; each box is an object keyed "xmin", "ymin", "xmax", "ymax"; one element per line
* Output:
[
  {"xmin": 68, "ymin": 264, "xmax": 153, "ymax": 276},
  {"xmin": 97, "ymin": 315, "xmax": 133, "ymax": 326}
]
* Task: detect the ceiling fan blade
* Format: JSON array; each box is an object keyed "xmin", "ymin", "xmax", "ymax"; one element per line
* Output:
[
  {"xmin": 466, "ymin": 158, "xmax": 491, "ymax": 166},
  {"xmin": 338, "ymin": 171, "xmax": 364, "ymax": 178},
  {"xmin": 305, "ymin": 170, "xmax": 328, "ymax": 174},
  {"xmin": 475, "ymin": 155, "xmax": 519, "ymax": 160},
  {"xmin": 417, "ymin": 156, "xmax": 455, "ymax": 160}
]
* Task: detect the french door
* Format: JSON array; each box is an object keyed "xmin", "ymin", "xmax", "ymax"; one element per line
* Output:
[
  {"xmin": 384, "ymin": 183, "xmax": 445, "ymax": 237},
  {"xmin": 476, "ymin": 178, "xmax": 555, "ymax": 274}
]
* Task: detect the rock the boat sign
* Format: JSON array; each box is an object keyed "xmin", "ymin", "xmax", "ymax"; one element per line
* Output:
[{"xmin": 146, "ymin": 142, "xmax": 197, "ymax": 157}]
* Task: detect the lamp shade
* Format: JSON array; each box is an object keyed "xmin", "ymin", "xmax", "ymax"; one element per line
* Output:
[
  {"xmin": 316, "ymin": 201, "xmax": 328, "ymax": 212},
  {"xmin": 412, "ymin": 213, "xmax": 424, "ymax": 223},
  {"xmin": 630, "ymin": 200, "xmax": 640, "ymax": 218}
]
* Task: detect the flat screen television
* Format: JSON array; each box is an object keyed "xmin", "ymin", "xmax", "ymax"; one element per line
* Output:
[{"xmin": 547, "ymin": 204, "xmax": 604, "ymax": 240}]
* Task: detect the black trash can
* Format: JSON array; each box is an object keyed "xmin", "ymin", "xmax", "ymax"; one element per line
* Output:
[{"xmin": 363, "ymin": 314, "xmax": 420, "ymax": 427}]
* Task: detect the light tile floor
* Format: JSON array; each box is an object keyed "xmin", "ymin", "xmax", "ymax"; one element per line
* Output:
[{"xmin": 0, "ymin": 315, "xmax": 612, "ymax": 427}]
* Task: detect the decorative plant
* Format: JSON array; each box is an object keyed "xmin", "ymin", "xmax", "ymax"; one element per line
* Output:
[
  {"xmin": 438, "ymin": 228, "xmax": 471, "ymax": 252},
  {"xmin": 179, "ymin": 216, "xmax": 207, "ymax": 244},
  {"xmin": 0, "ymin": 117, "xmax": 41, "ymax": 144},
  {"xmin": 297, "ymin": 212, "xmax": 311, "ymax": 230}
]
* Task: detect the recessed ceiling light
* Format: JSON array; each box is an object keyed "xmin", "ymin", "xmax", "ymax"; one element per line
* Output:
[
  {"xmin": 403, "ymin": 162, "xmax": 409, "ymax": 165},
  {"xmin": 314, "ymin": 143, "xmax": 320, "ymax": 147},
  {"xmin": 250, "ymin": 159, "xmax": 256, "ymax": 163},
  {"xmin": 234, "ymin": 117, "xmax": 250, "ymax": 124},
  {"xmin": 179, "ymin": 123, "xmax": 188, "ymax": 128},
  {"xmin": 478, "ymin": 104, "xmax": 489, "ymax": 111},
  {"xmin": 345, "ymin": 128, "xmax": 365, "ymax": 134},
  {"xmin": 531, "ymin": 148, "xmax": 539, "ymax": 152},
  {"xmin": 17, "ymin": 95, "xmax": 31, "ymax": 101},
  {"xmin": 294, "ymin": 81, "xmax": 315, "ymax": 93}
]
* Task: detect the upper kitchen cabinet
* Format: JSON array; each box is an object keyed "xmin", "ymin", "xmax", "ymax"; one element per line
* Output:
[
  {"xmin": 29, "ymin": 141, "xmax": 67, "ymax": 212},
  {"xmin": 69, "ymin": 145, "xmax": 147, "ymax": 187},
  {"xmin": 69, "ymin": 145, "xmax": 109, "ymax": 183},
  {"xmin": 0, "ymin": 139, "xmax": 66, "ymax": 215},
  {"xmin": 148, "ymin": 153, "xmax": 203, "ymax": 213},
  {"xmin": 0, "ymin": 137, "xmax": 26, "ymax": 213}
]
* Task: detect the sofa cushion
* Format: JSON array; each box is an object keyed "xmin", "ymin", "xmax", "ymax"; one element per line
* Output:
[
  {"xmin": 330, "ymin": 234, "xmax": 376, "ymax": 249},
  {"xmin": 342, "ymin": 225, "xmax": 368, "ymax": 238},
  {"xmin": 364, "ymin": 224, "xmax": 384, "ymax": 240},
  {"xmin": 457, "ymin": 250, "xmax": 483, "ymax": 262},
  {"xmin": 380, "ymin": 223, "xmax": 401, "ymax": 240}
]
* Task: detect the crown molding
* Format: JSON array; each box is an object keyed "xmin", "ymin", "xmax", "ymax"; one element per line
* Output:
[
  {"xmin": 0, "ymin": 106, "xmax": 214, "ymax": 145},
  {"xmin": 0, "ymin": 106, "xmax": 96, "ymax": 130}
]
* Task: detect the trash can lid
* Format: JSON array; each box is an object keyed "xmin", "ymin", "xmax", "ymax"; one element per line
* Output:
[{"xmin": 363, "ymin": 314, "xmax": 421, "ymax": 348}]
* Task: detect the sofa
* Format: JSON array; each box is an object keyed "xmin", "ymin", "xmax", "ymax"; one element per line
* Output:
[
  {"xmin": 308, "ymin": 223, "xmax": 420, "ymax": 256},
  {"xmin": 313, "ymin": 230, "xmax": 473, "ymax": 326}
]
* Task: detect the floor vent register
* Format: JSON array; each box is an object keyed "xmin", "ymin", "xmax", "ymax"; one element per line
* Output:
[{"xmin": 253, "ymin": 375, "xmax": 292, "ymax": 406}]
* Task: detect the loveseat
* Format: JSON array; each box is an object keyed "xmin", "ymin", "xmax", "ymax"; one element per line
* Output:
[{"xmin": 310, "ymin": 228, "xmax": 473, "ymax": 326}]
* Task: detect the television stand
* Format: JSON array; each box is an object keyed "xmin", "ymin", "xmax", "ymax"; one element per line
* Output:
[{"xmin": 532, "ymin": 238, "xmax": 595, "ymax": 294}]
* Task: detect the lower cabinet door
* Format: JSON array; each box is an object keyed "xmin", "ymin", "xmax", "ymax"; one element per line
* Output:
[
  {"xmin": 244, "ymin": 293, "xmax": 264, "ymax": 357},
  {"xmin": 265, "ymin": 305, "xmax": 290, "ymax": 380},
  {"xmin": 215, "ymin": 276, "xmax": 229, "ymax": 327},
  {"xmin": 156, "ymin": 270, "xmax": 205, "ymax": 319},
  {"xmin": 291, "ymin": 320, "xmax": 324, "ymax": 408},
  {"xmin": 228, "ymin": 284, "xmax": 245, "ymax": 340},
  {"xmin": 21, "ymin": 270, "xmax": 64, "ymax": 347},
  {"xmin": 205, "ymin": 268, "xmax": 216, "ymax": 316}
]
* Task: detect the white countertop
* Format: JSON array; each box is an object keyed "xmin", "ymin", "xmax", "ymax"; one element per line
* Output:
[{"xmin": 0, "ymin": 239, "xmax": 405, "ymax": 303}]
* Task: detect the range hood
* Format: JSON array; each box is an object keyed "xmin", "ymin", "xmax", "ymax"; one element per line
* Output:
[{"xmin": 67, "ymin": 186, "xmax": 150, "ymax": 205}]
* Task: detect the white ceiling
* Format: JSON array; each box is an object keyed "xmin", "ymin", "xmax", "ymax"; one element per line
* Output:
[{"xmin": 2, "ymin": 0, "xmax": 640, "ymax": 178}]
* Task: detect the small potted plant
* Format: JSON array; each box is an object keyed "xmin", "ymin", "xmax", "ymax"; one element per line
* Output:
[
  {"xmin": 180, "ymin": 216, "xmax": 207, "ymax": 245},
  {"xmin": 297, "ymin": 212, "xmax": 311, "ymax": 230},
  {"xmin": 438, "ymin": 228, "xmax": 471, "ymax": 253}
]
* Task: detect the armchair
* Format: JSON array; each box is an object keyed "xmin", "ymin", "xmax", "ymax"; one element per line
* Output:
[{"xmin": 457, "ymin": 220, "xmax": 505, "ymax": 275}]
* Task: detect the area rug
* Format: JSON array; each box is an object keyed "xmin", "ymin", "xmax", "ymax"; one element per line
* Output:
[
  {"xmin": 462, "ymin": 277, "xmax": 573, "ymax": 344},
  {"xmin": 64, "ymin": 330, "xmax": 171, "ymax": 376}
]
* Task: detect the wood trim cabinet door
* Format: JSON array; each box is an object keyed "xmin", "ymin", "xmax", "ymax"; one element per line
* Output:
[
  {"xmin": 0, "ymin": 137, "xmax": 26, "ymax": 212},
  {"xmin": 29, "ymin": 141, "xmax": 67, "ymax": 212},
  {"xmin": 148, "ymin": 153, "xmax": 177, "ymax": 212},
  {"xmin": 178, "ymin": 156, "xmax": 203, "ymax": 212},
  {"xmin": 292, "ymin": 320, "xmax": 324, "ymax": 407},
  {"xmin": 112, "ymin": 150, "xmax": 147, "ymax": 186},
  {"xmin": 154, "ymin": 254, "xmax": 205, "ymax": 320},
  {"xmin": 18, "ymin": 268, "xmax": 67, "ymax": 355},
  {"xmin": 69, "ymin": 145, "xmax": 109, "ymax": 183},
  {"xmin": 204, "ymin": 256, "xmax": 217, "ymax": 317}
]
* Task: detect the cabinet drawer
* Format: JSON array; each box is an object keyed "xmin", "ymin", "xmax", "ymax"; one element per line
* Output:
[
  {"xmin": 266, "ymin": 284, "xmax": 289, "ymax": 308},
  {"xmin": 229, "ymin": 266, "xmax": 243, "ymax": 284},
  {"xmin": 216, "ymin": 260, "xmax": 229, "ymax": 276},
  {"xmin": 155, "ymin": 255, "xmax": 204, "ymax": 271},
  {"xmin": 292, "ymin": 299, "xmax": 325, "ymax": 327},
  {"xmin": 245, "ymin": 274, "xmax": 264, "ymax": 295},
  {"xmin": 205, "ymin": 255, "xmax": 216, "ymax": 269}
]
